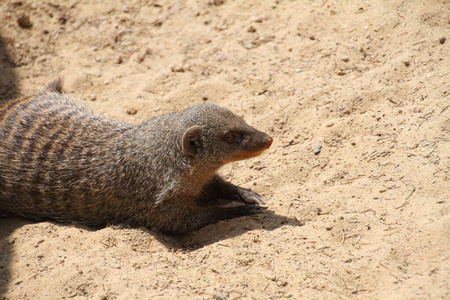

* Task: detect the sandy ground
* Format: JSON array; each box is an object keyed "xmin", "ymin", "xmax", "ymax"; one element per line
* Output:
[{"xmin": 0, "ymin": 0, "xmax": 449, "ymax": 299}]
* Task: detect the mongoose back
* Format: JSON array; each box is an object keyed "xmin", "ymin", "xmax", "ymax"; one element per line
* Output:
[{"xmin": 0, "ymin": 80, "xmax": 273, "ymax": 235}]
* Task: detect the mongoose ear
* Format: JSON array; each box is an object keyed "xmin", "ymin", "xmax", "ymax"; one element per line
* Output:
[
  {"xmin": 44, "ymin": 78, "xmax": 63, "ymax": 93},
  {"xmin": 182, "ymin": 125, "xmax": 204, "ymax": 157}
]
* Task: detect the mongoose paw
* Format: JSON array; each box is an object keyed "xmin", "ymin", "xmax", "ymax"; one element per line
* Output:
[{"xmin": 233, "ymin": 187, "xmax": 268, "ymax": 206}]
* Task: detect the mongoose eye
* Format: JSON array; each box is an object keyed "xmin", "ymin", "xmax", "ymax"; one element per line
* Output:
[{"xmin": 225, "ymin": 133, "xmax": 239, "ymax": 144}]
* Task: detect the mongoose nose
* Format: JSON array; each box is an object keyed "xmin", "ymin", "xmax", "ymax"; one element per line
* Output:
[{"xmin": 264, "ymin": 136, "xmax": 273, "ymax": 148}]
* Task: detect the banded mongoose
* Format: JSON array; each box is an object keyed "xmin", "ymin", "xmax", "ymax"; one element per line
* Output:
[{"xmin": 0, "ymin": 80, "xmax": 273, "ymax": 235}]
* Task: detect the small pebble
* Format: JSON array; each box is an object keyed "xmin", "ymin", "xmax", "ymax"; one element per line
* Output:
[
  {"xmin": 341, "ymin": 57, "xmax": 349, "ymax": 62},
  {"xmin": 126, "ymin": 108, "xmax": 138, "ymax": 115},
  {"xmin": 171, "ymin": 65, "xmax": 185, "ymax": 73},
  {"xmin": 313, "ymin": 142, "xmax": 322, "ymax": 155},
  {"xmin": 251, "ymin": 16, "xmax": 265, "ymax": 23},
  {"xmin": 153, "ymin": 19, "xmax": 163, "ymax": 27},
  {"xmin": 439, "ymin": 36, "xmax": 446, "ymax": 44},
  {"xmin": 17, "ymin": 15, "xmax": 32, "ymax": 29},
  {"xmin": 319, "ymin": 158, "xmax": 329, "ymax": 169},
  {"xmin": 278, "ymin": 281, "xmax": 288, "ymax": 287},
  {"xmin": 214, "ymin": 292, "xmax": 228, "ymax": 300},
  {"xmin": 136, "ymin": 50, "xmax": 148, "ymax": 63},
  {"xmin": 33, "ymin": 239, "xmax": 45, "ymax": 248},
  {"xmin": 265, "ymin": 273, "xmax": 277, "ymax": 281},
  {"xmin": 211, "ymin": 0, "xmax": 225, "ymax": 6},
  {"xmin": 325, "ymin": 121, "xmax": 334, "ymax": 127},
  {"xmin": 239, "ymin": 40, "xmax": 256, "ymax": 49},
  {"xmin": 247, "ymin": 26, "xmax": 257, "ymax": 33},
  {"xmin": 403, "ymin": 60, "xmax": 410, "ymax": 67},
  {"xmin": 325, "ymin": 224, "xmax": 333, "ymax": 231}
]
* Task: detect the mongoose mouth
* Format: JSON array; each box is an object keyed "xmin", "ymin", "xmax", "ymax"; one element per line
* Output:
[
  {"xmin": 233, "ymin": 149, "xmax": 266, "ymax": 160},
  {"xmin": 232, "ymin": 135, "xmax": 273, "ymax": 160}
]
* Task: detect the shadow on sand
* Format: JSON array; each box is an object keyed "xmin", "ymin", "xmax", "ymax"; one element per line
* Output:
[{"xmin": 147, "ymin": 209, "xmax": 303, "ymax": 251}]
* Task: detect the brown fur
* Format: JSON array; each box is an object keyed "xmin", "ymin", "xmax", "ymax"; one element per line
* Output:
[{"xmin": 0, "ymin": 81, "xmax": 272, "ymax": 235}]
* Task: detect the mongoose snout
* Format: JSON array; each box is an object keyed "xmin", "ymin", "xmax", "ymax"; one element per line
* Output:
[
  {"xmin": 229, "ymin": 132, "xmax": 273, "ymax": 161},
  {"xmin": 264, "ymin": 136, "xmax": 273, "ymax": 148},
  {"xmin": 0, "ymin": 80, "xmax": 273, "ymax": 235}
]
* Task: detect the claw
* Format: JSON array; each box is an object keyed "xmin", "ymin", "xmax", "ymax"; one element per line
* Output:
[
  {"xmin": 226, "ymin": 204, "xmax": 267, "ymax": 219},
  {"xmin": 236, "ymin": 187, "xmax": 268, "ymax": 206}
]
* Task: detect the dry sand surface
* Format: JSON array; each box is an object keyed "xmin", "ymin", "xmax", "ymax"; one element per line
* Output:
[{"xmin": 0, "ymin": 0, "xmax": 449, "ymax": 299}]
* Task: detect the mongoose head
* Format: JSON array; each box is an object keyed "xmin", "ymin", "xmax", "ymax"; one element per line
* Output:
[{"xmin": 180, "ymin": 104, "xmax": 273, "ymax": 166}]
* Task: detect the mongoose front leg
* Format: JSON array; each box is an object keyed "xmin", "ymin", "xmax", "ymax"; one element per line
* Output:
[{"xmin": 197, "ymin": 174, "xmax": 267, "ymax": 206}]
